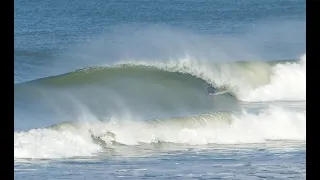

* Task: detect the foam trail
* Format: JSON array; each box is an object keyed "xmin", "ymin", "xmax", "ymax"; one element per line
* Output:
[{"xmin": 14, "ymin": 105, "xmax": 305, "ymax": 159}]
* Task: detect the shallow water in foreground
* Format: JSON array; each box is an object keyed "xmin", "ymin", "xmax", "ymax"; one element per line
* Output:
[{"xmin": 15, "ymin": 141, "xmax": 305, "ymax": 180}]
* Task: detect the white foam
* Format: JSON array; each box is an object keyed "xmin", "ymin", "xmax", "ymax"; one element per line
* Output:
[
  {"xmin": 93, "ymin": 106, "xmax": 305, "ymax": 145},
  {"xmin": 242, "ymin": 54, "xmax": 306, "ymax": 101},
  {"xmin": 14, "ymin": 128, "xmax": 101, "ymax": 159},
  {"xmin": 14, "ymin": 105, "xmax": 305, "ymax": 159}
]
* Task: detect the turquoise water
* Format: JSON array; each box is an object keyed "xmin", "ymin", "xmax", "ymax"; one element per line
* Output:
[{"xmin": 14, "ymin": 0, "xmax": 305, "ymax": 179}]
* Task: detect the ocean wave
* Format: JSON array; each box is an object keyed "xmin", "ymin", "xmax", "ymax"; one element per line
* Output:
[
  {"xmin": 15, "ymin": 54, "xmax": 305, "ymax": 102},
  {"xmin": 14, "ymin": 105, "xmax": 306, "ymax": 159}
]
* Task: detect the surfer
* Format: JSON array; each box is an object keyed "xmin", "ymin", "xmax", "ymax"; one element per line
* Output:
[
  {"xmin": 88, "ymin": 129, "xmax": 116, "ymax": 148},
  {"xmin": 207, "ymin": 84, "xmax": 216, "ymax": 95}
]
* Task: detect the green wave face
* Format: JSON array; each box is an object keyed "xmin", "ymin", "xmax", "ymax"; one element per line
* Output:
[{"xmin": 14, "ymin": 59, "xmax": 296, "ymax": 121}]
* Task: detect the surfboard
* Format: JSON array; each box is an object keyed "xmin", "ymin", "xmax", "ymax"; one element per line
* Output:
[{"xmin": 211, "ymin": 91, "xmax": 228, "ymax": 96}]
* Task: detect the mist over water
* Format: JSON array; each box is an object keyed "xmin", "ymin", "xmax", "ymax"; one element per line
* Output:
[{"xmin": 57, "ymin": 21, "xmax": 305, "ymax": 73}]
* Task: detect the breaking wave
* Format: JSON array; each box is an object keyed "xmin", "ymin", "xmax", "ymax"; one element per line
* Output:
[{"xmin": 14, "ymin": 105, "xmax": 306, "ymax": 159}]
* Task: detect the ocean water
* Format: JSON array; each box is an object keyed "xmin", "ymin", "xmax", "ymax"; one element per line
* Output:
[{"xmin": 14, "ymin": 0, "xmax": 306, "ymax": 179}]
